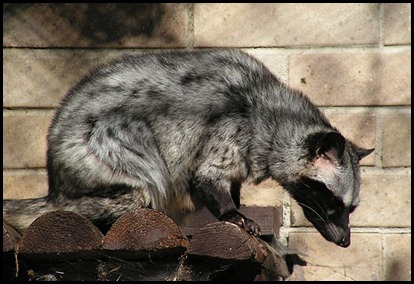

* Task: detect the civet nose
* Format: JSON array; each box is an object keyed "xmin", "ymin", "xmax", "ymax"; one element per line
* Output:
[
  {"xmin": 338, "ymin": 228, "xmax": 351, "ymax": 248},
  {"xmin": 338, "ymin": 236, "xmax": 351, "ymax": 247}
]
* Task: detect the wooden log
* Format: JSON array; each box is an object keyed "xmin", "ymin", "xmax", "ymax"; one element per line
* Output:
[
  {"xmin": 176, "ymin": 221, "xmax": 291, "ymax": 281},
  {"xmin": 18, "ymin": 210, "xmax": 103, "ymax": 254},
  {"xmin": 102, "ymin": 208, "xmax": 188, "ymax": 260},
  {"xmin": 5, "ymin": 209, "xmax": 189, "ymax": 281},
  {"xmin": 187, "ymin": 221, "xmax": 262, "ymax": 260},
  {"xmin": 4, "ymin": 208, "xmax": 297, "ymax": 281}
]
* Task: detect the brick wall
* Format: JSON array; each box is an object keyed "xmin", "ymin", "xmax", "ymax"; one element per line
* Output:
[{"xmin": 3, "ymin": 3, "xmax": 411, "ymax": 280}]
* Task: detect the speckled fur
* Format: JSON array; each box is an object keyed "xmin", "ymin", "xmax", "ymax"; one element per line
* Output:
[{"xmin": 3, "ymin": 50, "xmax": 373, "ymax": 245}]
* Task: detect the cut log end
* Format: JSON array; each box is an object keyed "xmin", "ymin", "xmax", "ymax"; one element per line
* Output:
[
  {"xmin": 18, "ymin": 211, "xmax": 103, "ymax": 254},
  {"xmin": 184, "ymin": 221, "xmax": 293, "ymax": 280},
  {"xmin": 187, "ymin": 221, "xmax": 256, "ymax": 260},
  {"xmin": 102, "ymin": 208, "xmax": 189, "ymax": 251},
  {"xmin": 3, "ymin": 207, "xmax": 303, "ymax": 281}
]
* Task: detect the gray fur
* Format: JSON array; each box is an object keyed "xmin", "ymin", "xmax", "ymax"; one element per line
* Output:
[{"xmin": 3, "ymin": 50, "xmax": 373, "ymax": 246}]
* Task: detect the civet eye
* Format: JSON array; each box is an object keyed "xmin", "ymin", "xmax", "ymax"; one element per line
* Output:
[{"xmin": 326, "ymin": 209, "xmax": 336, "ymax": 216}]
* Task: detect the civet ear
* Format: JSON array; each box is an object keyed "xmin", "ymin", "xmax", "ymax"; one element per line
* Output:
[
  {"xmin": 354, "ymin": 146, "xmax": 375, "ymax": 161},
  {"xmin": 316, "ymin": 132, "xmax": 346, "ymax": 161}
]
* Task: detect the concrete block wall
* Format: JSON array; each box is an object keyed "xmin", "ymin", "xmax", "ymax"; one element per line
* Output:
[{"xmin": 3, "ymin": 3, "xmax": 411, "ymax": 280}]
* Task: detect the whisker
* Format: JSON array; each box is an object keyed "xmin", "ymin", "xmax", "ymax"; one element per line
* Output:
[
  {"xmin": 310, "ymin": 198, "xmax": 328, "ymax": 220},
  {"xmin": 297, "ymin": 202, "xmax": 327, "ymax": 223},
  {"xmin": 298, "ymin": 180, "xmax": 329, "ymax": 220},
  {"xmin": 299, "ymin": 180, "xmax": 310, "ymax": 189}
]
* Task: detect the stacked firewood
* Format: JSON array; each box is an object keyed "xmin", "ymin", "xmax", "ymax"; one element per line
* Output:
[{"xmin": 3, "ymin": 207, "xmax": 297, "ymax": 281}]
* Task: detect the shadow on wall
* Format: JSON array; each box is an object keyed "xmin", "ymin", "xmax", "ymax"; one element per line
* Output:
[
  {"xmin": 3, "ymin": 3, "xmax": 183, "ymax": 108},
  {"xmin": 3, "ymin": 3, "xmax": 173, "ymax": 47},
  {"xmin": 385, "ymin": 259, "xmax": 409, "ymax": 281}
]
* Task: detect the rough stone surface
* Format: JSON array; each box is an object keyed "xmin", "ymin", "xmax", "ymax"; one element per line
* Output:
[
  {"xmin": 3, "ymin": 171, "xmax": 48, "ymax": 199},
  {"xmin": 241, "ymin": 180, "xmax": 284, "ymax": 208},
  {"xmin": 384, "ymin": 234, "xmax": 412, "ymax": 281},
  {"xmin": 3, "ymin": 49, "xmax": 142, "ymax": 108},
  {"xmin": 288, "ymin": 232, "xmax": 382, "ymax": 281},
  {"xmin": 3, "ymin": 3, "xmax": 188, "ymax": 48},
  {"xmin": 382, "ymin": 114, "xmax": 411, "ymax": 167},
  {"xmin": 384, "ymin": 3, "xmax": 411, "ymax": 45},
  {"xmin": 3, "ymin": 115, "xmax": 53, "ymax": 168},
  {"xmin": 289, "ymin": 52, "xmax": 411, "ymax": 106},
  {"xmin": 194, "ymin": 3, "xmax": 380, "ymax": 47}
]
